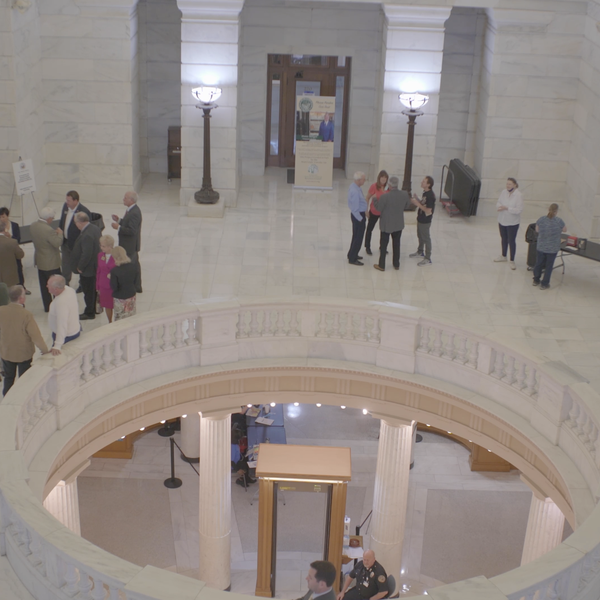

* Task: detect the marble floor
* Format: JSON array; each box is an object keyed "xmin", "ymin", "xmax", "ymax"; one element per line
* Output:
[
  {"xmin": 79, "ymin": 410, "xmax": 534, "ymax": 598},
  {"xmin": 9, "ymin": 168, "xmax": 600, "ymax": 597}
]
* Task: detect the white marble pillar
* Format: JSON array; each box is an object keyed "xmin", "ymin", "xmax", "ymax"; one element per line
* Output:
[
  {"xmin": 180, "ymin": 411, "xmax": 200, "ymax": 461},
  {"xmin": 520, "ymin": 477, "xmax": 565, "ymax": 565},
  {"xmin": 198, "ymin": 410, "xmax": 231, "ymax": 590},
  {"xmin": 379, "ymin": 5, "xmax": 451, "ymax": 187},
  {"xmin": 177, "ymin": 0, "xmax": 243, "ymax": 211},
  {"xmin": 474, "ymin": 8, "xmax": 580, "ymax": 204},
  {"xmin": 369, "ymin": 417, "xmax": 414, "ymax": 578}
]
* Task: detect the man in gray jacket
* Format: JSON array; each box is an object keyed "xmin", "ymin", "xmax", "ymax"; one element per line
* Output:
[
  {"xmin": 72, "ymin": 213, "xmax": 101, "ymax": 320},
  {"xmin": 372, "ymin": 176, "xmax": 410, "ymax": 271}
]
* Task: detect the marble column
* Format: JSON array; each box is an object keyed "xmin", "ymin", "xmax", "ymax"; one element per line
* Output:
[
  {"xmin": 43, "ymin": 461, "xmax": 90, "ymax": 535},
  {"xmin": 520, "ymin": 477, "xmax": 565, "ymax": 565},
  {"xmin": 180, "ymin": 411, "xmax": 200, "ymax": 462},
  {"xmin": 198, "ymin": 410, "xmax": 231, "ymax": 590},
  {"xmin": 369, "ymin": 416, "xmax": 414, "ymax": 578},
  {"xmin": 177, "ymin": 0, "xmax": 243, "ymax": 210},
  {"xmin": 379, "ymin": 5, "xmax": 451, "ymax": 186},
  {"xmin": 474, "ymin": 8, "xmax": 580, "ymax": 204}
]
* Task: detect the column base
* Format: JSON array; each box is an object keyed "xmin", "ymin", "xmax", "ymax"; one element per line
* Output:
[{"xmin": 188, "ymin": 194, "xmax": 225, "ymax": 218}]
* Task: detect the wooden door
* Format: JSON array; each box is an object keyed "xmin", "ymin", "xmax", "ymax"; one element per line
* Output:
[{"xmin": 266, "ymin": 55, "xmax": 351, "ymax": 169}]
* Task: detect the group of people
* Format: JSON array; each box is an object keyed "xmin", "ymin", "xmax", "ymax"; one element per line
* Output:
[
  {"xmin": 294, "ymin": 550, "xmax": 390, "ymax": 600},
  {"xmin": 0, "ymin": 190, "xmax": 143, "ymax": 395},
  {"xmin": 494, "ymin": 177, "xmax": 567, "ymax": 289},
  {"xmin": 347, "ymin": 171, "xmax": 436, "ymax": 271}
]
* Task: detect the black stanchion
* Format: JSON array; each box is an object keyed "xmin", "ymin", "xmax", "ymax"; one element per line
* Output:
[
  {"xmin": 158, "ymin": 419, "xmax": 176, "ymax": 437},
  {"xmin": 164, "ymin": 438, "xmax": 183, "ymax": 489},
  {"xmin": 171, "ymin": 438, "xmax": 200, "ymax": 476}
]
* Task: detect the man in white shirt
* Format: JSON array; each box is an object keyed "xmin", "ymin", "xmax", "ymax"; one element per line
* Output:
[{"xmin": 47, "ymin": 275, "xmax": 81, "ymax": 356}]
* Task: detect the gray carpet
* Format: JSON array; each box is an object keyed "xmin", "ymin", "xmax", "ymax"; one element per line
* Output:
[
  {"xmin": 420, "ymin": 490, "xmax": 531, "ymax": 583},
  {"xmin": 232, "ymin": 485, "xmax": 366, "ymax": 554},
  {"xmin": 79, "ymin": 477, "xmax": 176, "ymax": 569}
]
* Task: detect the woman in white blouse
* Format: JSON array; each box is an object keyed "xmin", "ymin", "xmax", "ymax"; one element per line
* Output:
[{"xmin": 494, "ymin": 177, "xmax": 524, "ymax": 270}]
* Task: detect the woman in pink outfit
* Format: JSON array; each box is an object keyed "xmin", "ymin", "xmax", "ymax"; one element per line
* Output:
[{"xmin": 97, "ymin": 235, "xmax": 116, "ymax": 323}]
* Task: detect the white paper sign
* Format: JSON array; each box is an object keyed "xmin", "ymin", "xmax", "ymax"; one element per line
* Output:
[{"xmin": 12, "ymin": 159, "xmax": 37, "ymax": 195}]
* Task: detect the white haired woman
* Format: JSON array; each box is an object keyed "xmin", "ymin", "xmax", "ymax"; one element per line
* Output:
[{"xmin": 109, "ymin": 246, "xmax": 139, "ymax": 321}]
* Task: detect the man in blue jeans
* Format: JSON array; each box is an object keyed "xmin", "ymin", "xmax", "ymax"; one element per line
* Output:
[{"xmin": 347, "ymin": 172, "xmax": 367, "ymax": 265}]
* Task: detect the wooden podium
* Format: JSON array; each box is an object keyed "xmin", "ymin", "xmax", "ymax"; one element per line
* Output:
[{"xmin": 255, "ymin": 444, "xmax": 351, "ymax": 598}]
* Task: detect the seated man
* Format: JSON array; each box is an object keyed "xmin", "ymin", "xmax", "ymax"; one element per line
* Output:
[{"xmin": 337, "ymin": 550, "xmax": 389, "ymax": 600}]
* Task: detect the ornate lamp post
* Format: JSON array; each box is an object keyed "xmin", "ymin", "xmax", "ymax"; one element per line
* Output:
[
  {"xmin": 192, "ymin": 86, "xmax": 222, "ymax": 204},
  {"xmin": 398, "ymin": 92, "xmax": 429, "ymax": 195}
]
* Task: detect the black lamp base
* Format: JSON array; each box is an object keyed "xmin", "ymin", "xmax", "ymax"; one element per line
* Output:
[
  {"xmin": 194, "ymin": 188, "xmax": 220, "ymax": 204},
  {"xmin": 164, "ymin": 477, "xmax": 183, "ymax": 489},
  {"xmin": 158, "ymin": 424, "xmax": 175, "ymax": 437}
]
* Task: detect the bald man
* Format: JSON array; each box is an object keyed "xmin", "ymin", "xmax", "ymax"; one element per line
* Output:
[{"xmin": 337, "ymin": 550, "xmax": 389, "ymax": 600}]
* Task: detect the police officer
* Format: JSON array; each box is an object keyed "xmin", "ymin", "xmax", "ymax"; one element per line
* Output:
[{"xmin": 337, "ymin": 550, "xmax": 389, "ymax": 600}]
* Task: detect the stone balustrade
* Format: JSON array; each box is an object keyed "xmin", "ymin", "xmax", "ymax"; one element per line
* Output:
[{"xmin": 1, "ymin": 298, "xmax": 600, "ymax": 600}]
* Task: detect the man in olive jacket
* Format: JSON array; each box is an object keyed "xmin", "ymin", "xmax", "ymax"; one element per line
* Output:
[
  {"xmin": 372, "ymin": 176, "xmax": 410, "ymax": 271},
  {"xmin": 0, "ymin": 285, "xmax": 49, "ymax": 395},
  {"xmin": 0, "ymin": 221, "xmax": 25, "ymax": 286}
]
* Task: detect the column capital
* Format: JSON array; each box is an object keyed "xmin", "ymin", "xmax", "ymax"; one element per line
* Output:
[
  {"xmin": 62, "ymin": 460, "xmax": 91, "ymax": 485},
  {"xmin": 75, "ymin": 0, "xmax": 138, "ymax": 17},
  {"xmin": 201, "ymin": 409, "xmax": 232, "ymax": 421},
  {"xmin": 520, "ymin": 474, "xmax": 549, "ymax": 501},
  {"xmin": 485, "ymin": 7, "xmax": 555, "ymax": 33},
  {"xmin": 370, "ymin": 412, "xmax": 414, "ymax": 429},
  {"xmin": 177, "ymin": 0, "xmax": 244, "ymax": 20},
  {"xmin": 383, "ymin": 5, "xmax": 451, "ymax": 29}
]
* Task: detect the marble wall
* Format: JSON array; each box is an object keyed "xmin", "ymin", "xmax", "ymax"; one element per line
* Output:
[
  {"xmin": 434, "ymin": 8, "xmax": 485, "ymax": 185},
  {"xmin": 568, "ymin": 0, "xmax": 600, "ymax": 237},
  {"xmin": 0, "ymin": 0, "xmax": 47, "ymax": 223},
  {"xmin": 474, "ymin": 6, "xmax": 584, "ymax": 207},
  {"xmin": 239, "ymin": 0, "xmax": 385, "ymax": 179},
  {"xmin": 40, "ymin": 0, "xmax": 141, "ymax": 204},
  {"xmin": 138, "ymin": 0, "xmax": 181, "ymax": 175}
]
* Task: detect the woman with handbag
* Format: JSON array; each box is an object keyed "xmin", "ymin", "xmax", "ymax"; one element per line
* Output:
[
  {"xmin": 97, "ymin": 235, "xmax": 116, "ymax": 322},
  {"xmin": 110, "ymin": 246, "xmax": 139, "ymax": 321}
]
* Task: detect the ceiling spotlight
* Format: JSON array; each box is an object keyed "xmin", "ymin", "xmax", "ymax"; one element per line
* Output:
[
  {"xmin": 316, "ymin": 403, "xmax": 322, "ymax": 407},
  {"xmin": 160, "ymin": 420, "xmax": 166, "ymax": 424},
  {"xmin": 182, "ymin": 414, "xmax": 187, "ymax": 418},
  {"xmin": 293, "ymin": 402, "xmax": 299, "ymax": 407},
  {"xmin": 341, "ymin": 406, "xmax": 346, "ymax": 409},
  {"xmin": 139, "ymin": 427, "xmax": 145, "ymax": 431},
  {"xmin": 270, "ymin": 402, "xmax": 276, "ymax": 407},
  {"xmin": 362, "ymin": 409, "xmax": 368, "ymax": 415}
]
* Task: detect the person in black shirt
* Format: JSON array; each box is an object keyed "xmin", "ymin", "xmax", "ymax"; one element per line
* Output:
[
  {"xmin": 337, "ymin": 550, "xmax": 389, "ymax": 600},
  {"xmin": 409, "ymin": 176, "xmax": 436, "ymax": 266}
]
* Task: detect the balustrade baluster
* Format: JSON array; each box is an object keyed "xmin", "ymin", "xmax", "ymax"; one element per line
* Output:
[
  {"xmin": 63, "ymin": 562, "xmax": 79, "ymax": 597},
  {"xmin": 262, "ymin": 310, "xmax": 272, "ymax": 336},
  {"xmin": 356, "ymin": 314, "xmax": 367, "ymax": 341},
  {"xmin": 113, "ymin": 337, "xmax": 125, "ymax": 366},
  {"xmin": 79, "ymin": 570, "xmax": 93, "ymax": 599},
  {"xmin": 444, "ymin": 332, "xmax": 455, "ymax": 359},
  {"xmin": 33, "ymin": 390, "xmax": 44, "ymax": 419},
  {"xmin": 81, "ymin": 353, "xmax": 93, "ymax": 381},
  {"xmin": 371, "ymin": 317, "xmax": 381, "ymax": 343},
  {"xmin": 26, "ymin": 397, "xmax": 37, "ymax": 432},
  {"xmin": 162, "ymin": 323, "xmax": 174, "ymax": 350},
  {"xmin": 505, "ymin": 355, "xmax": 516, "ymax": 385},
  {"xmin": 516, "ymin": 362, "xmax": 527, "ymax": 389},
  {"xmin": 91, "ymin": 347, "xmax": 103, "ymax": 376},
  {"xmin": 492, "ymin": 350, "xmax": 505, "ymax": 379},
  {"xmin": 342, "ymin": 313, "xmax": 354, "ymax": 339},
  {"xmin": 39, "ymin": 382, "xmax": 51, "ymax": 415},
  {"xmin": 275, "ymin": 310, "xmax": 285, "ymax": 336},
  {"xmin": 576, "ymin": 411, "xmax": 587, "ymax": 438},
  {"xmin": 585, "ymin": 424, "xmax": 598, "ymax": 454},
  {"xmin": 236, "ymin": 311, "xmax": 246, "ymax": 338},
  {"xmin": 186, "ymin": 318, "xmax": 199, "ymax": 345},
  {"xmin": 174, "ymin": 320, "xmax": 184, "ymax": 348},
  {"xmin": 317, "ymin": 312, "xmax": 328, "ymax": 337},
  {"xmin": 432, "ymin": 328, "xmax": 443, "ymax": 357},
  {"xmin": 28, "ymin": 533, "xmax": 44, "ymax": 571},
  {"xmin": 108, "ymin": 586, "xmax": 120, "ymax": 600},
  {"xmin": 418, "ymin": 325, "xmax": 430, "ymax": 352},
  {"xmin": 456, "ymin": 336, "xmax": 467, "ymax": 364},
  {"xmin": 139, "ymin": 329, "xmax": 150, "ymax": 357},
  {"xmin": 582, "ymin": 419, "xmax": 594, "ymax": 446},
  {"xmin": 289, "ymin": 310, "xmax": 300, "ymax": 336},
  {"xmin": 91, "ymin": 577, "xmax": 107, "ymax": 600},
  {"xmin": 525, "ymin": 367, "xmax": 537, "ymax": 396},
  {"xmin": 150, "ymin": 326, "xmax": 161, "ymax": 354},
  {"xmin": 332, "ymin": 313, "xmax": 341, "ymax": 338},
  {"xmin": 566, "ymin": 402, "xmax": 580, "ymax": 429},
  {"xmin": 249, "ymin": 310, "xmax": 260, "ymax": 336},
  {"xmin": 467, "ymin": 341, "xmax": 478, "ymax": 368},
  {"xmin": 102, "ymin": 342, "xmax": 114, "ymax": 371}
]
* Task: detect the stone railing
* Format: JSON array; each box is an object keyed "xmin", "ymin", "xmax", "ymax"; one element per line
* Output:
[{"xmin": 1, "ymin": 298, "xmax": 600, "ymax": 600}]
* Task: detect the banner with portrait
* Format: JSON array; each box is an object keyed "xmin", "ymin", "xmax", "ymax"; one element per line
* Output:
[{"xmin": 294, "ymin": 95, "xmax": 336, "ymax": 189}]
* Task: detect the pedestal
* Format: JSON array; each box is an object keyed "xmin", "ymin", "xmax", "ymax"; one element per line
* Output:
[
  {"xmin": 369, "ymin": 417, "xmax": 413, "ymax": 578},
  {"xmin": 188, "ymin": 195, "xmax": 225, "ymax": 218},
  {"xmin": 198, "ymin": 412, "xmax": 231, "ymax": 590}
]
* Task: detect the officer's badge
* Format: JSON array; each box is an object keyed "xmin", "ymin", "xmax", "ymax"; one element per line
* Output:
[
  {"xmin": 378, "ymin": 575, "xmax": 386, "ymax": 583},
  {"xmin": 370, "ymin": 572, "xmax": 374, "ymax": 578}
]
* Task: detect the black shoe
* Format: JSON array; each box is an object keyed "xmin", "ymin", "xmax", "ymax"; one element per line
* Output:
[
  {"xmin": 235, "ymin": 477, "xmax": 246, "ymax": 488},
  {"xmin": 365, "ymin": 249, "xmax": 372, "ymax": 255},
  {"xmin": 25, "ymin": 288, "xmax": 31, "ymax": 295},
  {"xmin": 349, "ymin": 260, "xmax": 364, "ymax": 266},
  {"xmin": 357, "ymin": 255, "xmax": 363, "ymax": 260},
  {"xmin": 76, "ymin": 286, "xmax": 83, "ymax": 293},
  {"xmin": 246, "ymin": 476, "xmax": 257, "ymax": 484},
  {"xmin": 79, "ymin": 313, "xmax": 95, "ymax": 320},
  {"xmin": 394, "ymin": 266, "xmax": 400, "ymax": 270}
]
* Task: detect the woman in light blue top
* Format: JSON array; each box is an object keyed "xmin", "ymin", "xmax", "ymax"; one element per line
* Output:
[{"xmin": 532, "ymin": 203, "xmax": 567, "ymax": 290}]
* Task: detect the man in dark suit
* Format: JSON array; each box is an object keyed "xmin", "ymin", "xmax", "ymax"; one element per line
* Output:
[
  {"xmin": 58, "ymin": 190, "xmax": 91, "ymax": 287},
  {"xmin": 72, "ymin": 212, "xmax": 101, "ymax": 320},
  {"xmin": 112, "ymin": 191, "xmax": 142, "ymax": 292},
  {"xmin": 297, "ymin": 561, "xmax": 337, "ymax": 600}
]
